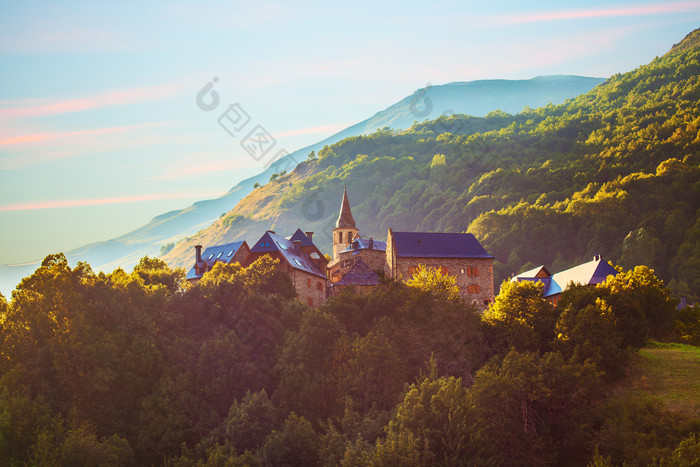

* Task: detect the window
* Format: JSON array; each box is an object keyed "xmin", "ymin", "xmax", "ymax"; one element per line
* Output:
[
  {"xmin": 307, "ymin": 278, "xmax": 312, "ymax": 288},
  {"xmin": 467, "ymin": 284, "xmax": 479, "ymax": 294},
  {"xmin": 227, "ymin": 250, "xmax": 234, "ymax": 257},
  {"xmin": 483, "ymin": 299, "xmax": 492, "ymax": 306},
  {"xmin": 216, "ymin": 252, "xmax": 223, "ymax": 259},
  {"xmin": 307, "ymin": 297, "xmax": 313, "ymax": 306},
  {"xmin": 467, "ymin": 267, "xmax": 479, "ymax": 277},
  {"xmin": 409, "ymin": 266, "xmax": 417, "ymax": 276},
  {"xmin": 294, "ymin": 258, "xmax": 303, "ymax": 267},
  {"xmin": 460, "ymin": 268, "xmax": 465, "ymax": 274},
  {"xmin": 338, "ymin": 232, "xmax": 343, "ymax": 243},
  {"xmin": 317, "ymin": 281, "xmax": 323, "ymax": 291},
  {"xmin": 440, "ymin": 266, "xmax": 449, "ymax": 275},
  {"xmin": 208, "ymin": 253, "xmax": 215, "ymax": 260},
  {"xmin": 310, "ymin": 252, "xmax": 320, "ymax": 259}
]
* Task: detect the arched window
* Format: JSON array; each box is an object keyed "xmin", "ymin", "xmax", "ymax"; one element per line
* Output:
[{"xmin": 338, "ymin": 231, "xmax": 343, "ymax": 243}]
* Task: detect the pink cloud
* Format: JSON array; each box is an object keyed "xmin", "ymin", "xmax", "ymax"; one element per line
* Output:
[
  {"xmin": 0, "ymin": 82, "xmax": 188, "ymax": 120},
  {"xmin": 499, "ymin": 1, "xmax": 700, "ymax": 24},
  {"xmin": 0, "ymin": 124, "xmax": 158, "ymax": 147},
  {"xmin": 0, "ymin": 191, "xmax": 223, "ymax": 212}
]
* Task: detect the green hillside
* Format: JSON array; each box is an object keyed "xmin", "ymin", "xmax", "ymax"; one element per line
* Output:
[
  {"xmin": 620, "ymin": 342, "xmax": 700, "ymax": 417},
  {"xmin": 164, "ymin": 29, "xmax": 700, "ymax": 301}
]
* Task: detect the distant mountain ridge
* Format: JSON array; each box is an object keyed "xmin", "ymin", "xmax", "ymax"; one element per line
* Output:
[{"xmin": 0, "ymin": 75, "xmax": 605, "ymax": 295}]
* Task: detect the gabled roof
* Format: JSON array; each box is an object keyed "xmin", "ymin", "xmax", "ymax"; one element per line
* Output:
[
  {"xmin": 513, "ymin": 256, "xmax": 618, "ymax": 298},
  {"xmin": 186, "ymin": 240, "xmax": 247, "ymax": 281},
  {"xmin": 334, "ymin": 258, "xmax": 380, "ymax": 286},
  {"xmin": 517, "ymin": 265, "xmax": 551, "ymax": 279},
  {"xmin": 390, "ymin": 231, "xmax": 493, "ymax": 259},
  {"xmin": 341, "ymin": 237, "xmax": 387, "ymax": 254},
  {"xmin": 250, "ymin": 231, "xmax": 326, "ymax": 278},
  {"xmin": 336, "ymin": 187, "xmax": 356, "ymax": 229},
  {"xmin": 288, "ymin": 229, "xmax": 315, "ymax": 246},
  {"xmin": 547, "ymin": 257, "xmax": 617, "ymax": 297}
]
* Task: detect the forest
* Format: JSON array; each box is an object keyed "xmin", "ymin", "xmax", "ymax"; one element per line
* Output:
[
  {"xmin": 167, "ymin": 29, "xmax": 700, "ymax": 303},
  {"xmin": 0, "ymin": 253, "xmax": 698, "ymax": 466}
]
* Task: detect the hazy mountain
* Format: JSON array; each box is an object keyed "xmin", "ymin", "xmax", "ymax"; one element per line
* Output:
[
  {"xmin": 0, "ymin": 75, "xmax": 604, "ymax": 295},
  {"xmin": 161, "ymin": 30, "xmax": 700, "ymax": 299}
]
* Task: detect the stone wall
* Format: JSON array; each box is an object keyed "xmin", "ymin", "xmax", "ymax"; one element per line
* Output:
[
  {"xmin": 393, "ymin": 256, "xmax": 494, "ymax": 310},
  {"xmin": 291, "ymin": 269, "xmax": 327, "ymax": 307},
  {"xmin": 337, "ymin": 249, "xmax": 386, "ymax": 277}
]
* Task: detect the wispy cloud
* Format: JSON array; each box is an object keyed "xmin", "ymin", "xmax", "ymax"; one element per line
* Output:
[
  {"xmin": 0, "ymin": 123, "xmax": 164, "ymax": 147},
  {"xmin": 498, "ymin": 1, "xmax": 700, "ymax": 24},
  {"xmin": 0, "ymin": 192, "xmax": 223, "ymax": 212},
  {"xmin": 0, "ymin": 82, "xmax": 188, "ymax": 120},
  {"xmin": 0, "ymin": 122, "xmax": 187, "ymax": 169}
]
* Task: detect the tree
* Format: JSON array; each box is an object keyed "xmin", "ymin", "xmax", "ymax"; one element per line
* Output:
[
  {"xmin": 405, "ymin": 264, "xmax": 461, "ymax": 304},
  {"xmin": 258, "ymin": 414, "xmax": 321, "ymax": 467},
  {"xmin": 482, "ymin": 280, "xmax": 559, "ymax": 354}
]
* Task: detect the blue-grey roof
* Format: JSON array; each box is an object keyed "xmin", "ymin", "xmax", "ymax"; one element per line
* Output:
[
  {"xmin": 391, "ymin": 231, "xmax": 493, "ymax": 259},
  {"xmin": 334, "ymin": 258, "xmax": 380, "ymax": 286},
  {"xmin": 341, "ymin": 238, "xmax": 387, "ymax": 254},
  {"xmin": 250, "ymin": 231, "xmax": 326, "ymax": 278},
  {"xmin": 187, "ymin": 240, "xmax": 247, "ymax": 280},
  {"xmin": 513, "ymin": 257, "xmax": 618, "ymax": 297},
  {"xmin": 288, "ymin": 229, "xmax": 315, "ymax": 247}
]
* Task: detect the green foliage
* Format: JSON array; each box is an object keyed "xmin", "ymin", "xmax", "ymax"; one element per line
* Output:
[
  {"xmin": 160, "ymin": 242, "xmax": 175, "ymax": 256},
  {"xmin": 483, "ymin": 280, "xmax": 559, "ymax": 354},
  {"xmin": 405, "ymin": 264, "xmax": 461, "ymax": 304},
  {"xmin": 258, "ymin": 413, "xmax": 321, "ymax": 467}
]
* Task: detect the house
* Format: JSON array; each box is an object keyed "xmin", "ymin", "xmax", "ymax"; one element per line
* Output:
[
  {"xmin": 512, "ymin": 255, "xmax": 618, "ymax": 305},
  {"xmin": 241, "ymin": 229, "xmax": 328, "ymax": 307},
  {"xmin": 329, "ymin": 257, "xmax": 381, "ymax": 296},
  {"xmin": 329, "ymin": 237, "xmax": 387, "ymax": 284},
  {"xmin": 186, "ymin": 240, "xmax": 250, "ymax": 282},
  {"xmin": 386, "ymin": 229, "xmax": 495, "ymax": 308}
]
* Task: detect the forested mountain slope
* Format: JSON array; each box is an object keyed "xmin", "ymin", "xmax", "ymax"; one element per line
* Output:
[{"xmin": 165, "ymin": 29, "xmax": 700, "ymax": 300}]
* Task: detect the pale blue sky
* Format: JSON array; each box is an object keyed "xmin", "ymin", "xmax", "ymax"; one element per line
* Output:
[{"xmin": 1, "ymin": 0, "xmax": 699, "ymax": 264}]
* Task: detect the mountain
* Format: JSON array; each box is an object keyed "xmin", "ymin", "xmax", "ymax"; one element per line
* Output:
[
  {"xmin": 163, "ymin": 29, "xmax": 700, "ymax": 300},
  {"xmin": 0, "ymin": 76, "xmax": 604, "ymax": 295}
]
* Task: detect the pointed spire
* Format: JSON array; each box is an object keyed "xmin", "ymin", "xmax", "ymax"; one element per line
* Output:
[{"xmin": 336, "ymin": 186, "xmax": 356, "ymax": 228}]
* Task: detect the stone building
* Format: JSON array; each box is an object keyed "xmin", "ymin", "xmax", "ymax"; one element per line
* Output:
[
  {"xmin": 186, "ymin": 240, "xmax": 250, "ymax": 282},
  {"xmin": 329, "ymin": 258, "xmax": 381, "ymax": 297},
  {"xmin": 330, "ymin": 237, "xmax": 387, "ymax": 284},
  {"xmin": 242, "ymin": 230, "xmax": 328, "ymax": 307},
  {"xmin": 512, "ymin": 255, "xmax": 618, "ymax": 306},
  {"xmin": 386, "ymin": 229, "xmax": 495, "ymax": 308}
]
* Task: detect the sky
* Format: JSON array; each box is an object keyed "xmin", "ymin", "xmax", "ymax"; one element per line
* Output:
[{"xmin": 1, "ymin": 0, "xmax": 699, "ymax": 265}]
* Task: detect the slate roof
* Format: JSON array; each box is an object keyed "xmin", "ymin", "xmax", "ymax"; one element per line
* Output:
[
  {"xmin": 334, "ymin": 258, "xmax": 381, "ymax": 286},
  {"xmin": 391, "ymin": 231, "xmax": 493, "ymax": 259},
  {"xmin": 250, "ymin": 231, "xmax": 326, "ymax": 278},
  {"xmin": 336, "ymin": 188, "xmax": 356, "ymax": 228},
  {"xmin": 513, "ymin": 256, "xmax": 618, "ymax": 297},
  {"xmin": 288, "ymin": 228, "xmax": 315, "ymax": 246},
  {"xmin": 186, "ymin": 240, "xmax": 247, "ymax": 281},
  {"xmin": 341, "ymin": 238, "xmax": 387, "ymax": 254}
]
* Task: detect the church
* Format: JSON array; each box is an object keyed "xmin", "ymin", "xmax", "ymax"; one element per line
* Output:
[{"xmin": 187, "ymin": 188, "xmax": 495, "ymax": 309}]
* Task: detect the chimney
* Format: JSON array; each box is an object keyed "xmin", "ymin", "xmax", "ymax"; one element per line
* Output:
[
  {"xmin": 305, "ymin": 231, "xmax": 313, "ymax": 242},
  {"xmin": 293, "ymin": 240, "xmax": 302, "ymax": 253},
  {"xmin": 195, "ymin": 245, "xmax": 203, "ymax": 264},
  {"xmin": 267, "ymin": 230, "xmax": 275, "ymax": 235},
  {"xmin": 369, "ymin": 237, "xmax": 374, "ymax": 250}
]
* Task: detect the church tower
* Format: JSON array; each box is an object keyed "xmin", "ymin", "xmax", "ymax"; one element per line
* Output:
[{"xmin": 332, "ymin": 187, "xmax": 359, "ymax": 261}]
